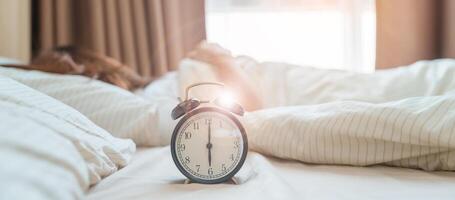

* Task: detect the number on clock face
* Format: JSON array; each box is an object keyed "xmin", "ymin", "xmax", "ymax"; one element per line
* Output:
[{"xmin": 174, "ymin": 111, "xmax": 244, "ymax": 181}]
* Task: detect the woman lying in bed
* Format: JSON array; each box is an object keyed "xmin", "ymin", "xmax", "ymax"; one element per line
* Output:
[{"xmin": 4, "ymin": 43, "xmax": 455, "ymax": 172}]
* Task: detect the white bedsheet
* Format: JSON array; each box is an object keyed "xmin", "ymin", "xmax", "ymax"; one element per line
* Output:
[{"xmin": 87, "ymin": 147, "xmax": 455, "ymax": 200}]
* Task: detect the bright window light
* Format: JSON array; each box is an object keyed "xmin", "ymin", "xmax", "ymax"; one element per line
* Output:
[{"xmin": 205, "ymin": 0, "xmax": 376, "ymax": 73}]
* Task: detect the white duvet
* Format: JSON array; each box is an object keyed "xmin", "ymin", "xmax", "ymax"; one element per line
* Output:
[
  {"xmin": 178, "ymin": 58, "xmax": 455, "ymax": 171},
  {"xmin": 0, "ymin": 76, "xmax": 135, "ymax": 200}
]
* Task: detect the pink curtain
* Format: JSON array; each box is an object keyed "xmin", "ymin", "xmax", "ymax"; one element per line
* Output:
[{"xmin": 376, "ymin": 0, "xmax": 455, "ymax": 69}]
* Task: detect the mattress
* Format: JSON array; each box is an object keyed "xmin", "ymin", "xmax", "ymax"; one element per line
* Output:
[{"xmin": 87, "ymin": 147, "xmax": 455, "ymax": 200}]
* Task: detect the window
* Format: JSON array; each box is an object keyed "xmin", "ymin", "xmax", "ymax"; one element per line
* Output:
[{"xmin": 205, "ymin": 0, "xmax": 376, "ymax": 73}]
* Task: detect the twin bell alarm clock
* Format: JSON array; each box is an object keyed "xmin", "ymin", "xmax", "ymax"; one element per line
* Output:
[{"xmin": 170, "ymin": 82, "xmax": 248, "ymax": 184}]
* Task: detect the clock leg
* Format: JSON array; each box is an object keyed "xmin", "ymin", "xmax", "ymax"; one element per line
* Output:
[{"xmin": 228, "ymin": 177, "xmax": 238, "ymax": 185}]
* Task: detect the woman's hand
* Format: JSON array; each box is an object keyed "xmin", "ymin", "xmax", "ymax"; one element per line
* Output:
[{"xmin": 186, "ymin": 41, "xmax": 263, "ymax": 111}]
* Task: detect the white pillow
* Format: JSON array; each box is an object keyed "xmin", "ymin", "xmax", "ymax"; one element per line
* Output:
[
  {"xmin": 139, "ymin": 72, "xmax": 180, "ymax": 146},
  {"xmin": 0, "ymin": 75, "xmax": 135, "ymax": 187},
  {"xmin": 0, "ymin": 66, "xmax": 162, "ymax": 146}
]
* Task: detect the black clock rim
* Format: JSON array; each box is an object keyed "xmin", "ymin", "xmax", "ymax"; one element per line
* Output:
[{"xmin": 170, "ymin": 106, "xmax": 248, "ymax": 184}]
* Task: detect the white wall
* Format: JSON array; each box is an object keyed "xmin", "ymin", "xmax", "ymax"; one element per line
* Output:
[{"xmin": 0, "ymin": 0, "xmax": 30, "ymax": 62}]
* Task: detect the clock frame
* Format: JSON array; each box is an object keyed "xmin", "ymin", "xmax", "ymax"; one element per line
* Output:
[{"xmin": 170, "ymin": 106, "xmax": 248, "ymax": 184}]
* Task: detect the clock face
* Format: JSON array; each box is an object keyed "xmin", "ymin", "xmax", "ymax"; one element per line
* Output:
[{"xmin": 171, "ymin": 107, "xmax": 247, "ymax": 184}]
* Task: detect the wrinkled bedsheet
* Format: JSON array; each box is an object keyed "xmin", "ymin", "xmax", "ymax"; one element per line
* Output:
[{"xmin": 88, "ymin": 147, "xmax": 455, "ymax": 200}]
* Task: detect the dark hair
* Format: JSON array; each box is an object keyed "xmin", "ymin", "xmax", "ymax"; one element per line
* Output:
[{"xmin": 25, "ymin": 46, "xmax": 152, "ymax": 90}]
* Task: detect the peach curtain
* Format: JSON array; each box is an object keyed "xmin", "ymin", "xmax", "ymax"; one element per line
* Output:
[
  {"xmin": 33, "ymin": 0, "xmax": 206, "ymax": 77},
  {"xmin": 376, "ymin": 0, "xmax": 455, "ymax": 69}
]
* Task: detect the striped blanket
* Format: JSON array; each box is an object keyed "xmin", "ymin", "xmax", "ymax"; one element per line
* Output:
[{"xmin": 179, "ymin": 58, "xmax": 455, "ymax": 171}]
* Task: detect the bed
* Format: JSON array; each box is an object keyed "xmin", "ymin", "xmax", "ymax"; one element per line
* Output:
[
  {"xmin": 88, "ymin": 59, "xmax": 455, "ymax": 199},
  {"xmin": 1, "ymin": 57, "xmax": 455, "ymax": 200}
]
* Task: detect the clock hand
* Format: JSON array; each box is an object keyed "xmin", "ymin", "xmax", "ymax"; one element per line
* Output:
[
  {"xmin": 208, "ymin": 120, "xmax": 211, "ymax": 144},
  {"xmin": 207, "ymin": 120, "xmax": 212, "ymax": 167},
  {"xmin": 208, "ymin": 147, "xmax": 212, "ymax": 167}
]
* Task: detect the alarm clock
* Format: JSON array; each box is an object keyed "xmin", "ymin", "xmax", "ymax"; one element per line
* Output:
[{"xmin": 170, "ymin": 82, "xmax": 248, "ymax": 184}]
